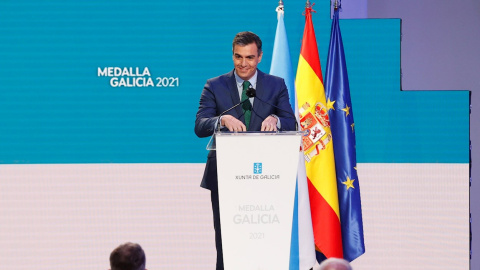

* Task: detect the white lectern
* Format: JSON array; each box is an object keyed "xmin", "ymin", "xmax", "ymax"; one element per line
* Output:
[{"xmin": 215, "ymin": 131, "xmax": 302, "ymax": 270}]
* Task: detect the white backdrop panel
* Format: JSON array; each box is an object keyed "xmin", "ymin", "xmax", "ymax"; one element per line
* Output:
[{"xmin": 0, "ymin": 163, "xmax": 469, "ymax": 270}]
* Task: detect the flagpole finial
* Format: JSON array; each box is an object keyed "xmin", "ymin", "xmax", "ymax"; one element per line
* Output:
[
  {"xmin": 277, "ymin": 0, "xmax": 284, "ymax": 11},
  {"xmin": 304, "ymin": 0, "xmax": 316, "ymax": 14},
  {"xmin": 333, "ymin": 0, "xmax": 341, "ymax": 10},
  {"xmin": 276, "ymin": 0, "xmax": 284, "ymax": 15}
]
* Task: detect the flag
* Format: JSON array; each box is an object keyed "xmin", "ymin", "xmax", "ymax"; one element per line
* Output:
[
  {"xmin": 295, "ymin": 3, "xmax": 343, "ymax": 259},
  {"xmin": 325, "ymin": 3, "xmax": 365, "ymax": 261},
  {"xmin": 270, "ymin": 2, "xmax": 316, "ymax": 269}
]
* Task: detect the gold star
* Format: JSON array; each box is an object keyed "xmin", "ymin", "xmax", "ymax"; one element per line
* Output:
[
  {"xmin": 327, "ymin": 98, "xmax": 336, "ymax": 111},
  {"xmin": 351, "ymin": 123, "xmax": 355, "ymax": 132},
  {"xmin": 341, "ymin": 104, "xmax": 350, "ymax": 117},
  {"xmin": 342, "ymin": 176, "xmax": 355, "ymax": 190}
]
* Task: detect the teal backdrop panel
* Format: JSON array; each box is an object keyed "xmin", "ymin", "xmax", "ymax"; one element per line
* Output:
[
  {"xmin": 339, "ymin": 19, "xmax": 470, "ymax": 163},
  {"xmin": 0, "ymin": 0, "xmax": 469, "ymax": 164}
]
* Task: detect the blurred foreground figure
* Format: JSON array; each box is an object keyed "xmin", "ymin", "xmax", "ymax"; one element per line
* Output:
[
  {"xmin": 109, "ymin": 242, "xmax": 147, "ymax": 270},
  {"xmin": 318, "ymin": 257, "xmax": 352, "ymax": 270}
]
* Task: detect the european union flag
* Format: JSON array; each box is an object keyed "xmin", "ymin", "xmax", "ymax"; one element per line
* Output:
[{"xmin": 325, "ymin": 4, "xmax": 366, "ymax": 262}]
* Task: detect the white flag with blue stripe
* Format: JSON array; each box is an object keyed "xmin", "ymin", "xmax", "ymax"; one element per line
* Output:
[{"xmin": 270, "ymin": 3, "xmax": 316, "ymax": 269}]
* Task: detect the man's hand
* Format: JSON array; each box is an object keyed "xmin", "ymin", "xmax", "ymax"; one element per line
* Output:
[
  {"xmin": 221, "ymin": 115, "xmax": 247, "ymax": 132},
  {"xmin": 261, "ymin": 115, "xmax": 278, "ymax": 132}
]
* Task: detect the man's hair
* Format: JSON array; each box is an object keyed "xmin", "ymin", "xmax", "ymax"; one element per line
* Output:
[
  {"xmin": 318, "ymin": 257, "xmax": 353, "ymax": 270},
  {"xmin": 109, "ymin": 242, "xmax": 146, "ymax": 270},
  {"xmin": 232, "ymin": 31, "xmax": 262, "ymax": 55}
]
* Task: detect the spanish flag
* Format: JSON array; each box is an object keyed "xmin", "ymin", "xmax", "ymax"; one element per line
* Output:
[{"xmin": 295, "ymin": 3, "xmax": 343, "ymax": 259}]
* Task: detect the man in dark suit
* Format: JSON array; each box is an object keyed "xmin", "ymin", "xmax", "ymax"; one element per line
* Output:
[{"xmin": 194, "ymin": 31, "xmax": 296, "ymax": 270}]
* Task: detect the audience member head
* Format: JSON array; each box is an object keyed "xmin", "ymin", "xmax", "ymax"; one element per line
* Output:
[
  {"xmin": 109, "ymin": 242, "xmax": 146, "ymax": 270},
  {"xmin": 318, "ymin": 257, "xmax": 352, "ymax": 270}
]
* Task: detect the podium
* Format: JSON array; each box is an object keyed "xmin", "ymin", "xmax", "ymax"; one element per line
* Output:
[{"xmin": 215, "ymin": 131, "xmax": 302, "ymax": 270}]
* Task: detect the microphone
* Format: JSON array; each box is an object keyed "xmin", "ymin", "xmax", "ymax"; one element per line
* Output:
[
  {"xmin": 247, "ymin": 86, "xmax": 298, "ymax": 131},
  {"xmin": 246, "ymin": 87, "xmax": 256, "ymax": 98}
]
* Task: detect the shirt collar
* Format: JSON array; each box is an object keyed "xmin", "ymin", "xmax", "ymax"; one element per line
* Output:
[{"xmin": 234, "ymin": 69, "xmax": 258, "ymax": 88}]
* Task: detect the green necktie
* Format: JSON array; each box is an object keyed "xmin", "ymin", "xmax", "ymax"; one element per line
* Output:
[{"xmin": 241, "ymin": 81, "xmax": 252, "ymax": 130}]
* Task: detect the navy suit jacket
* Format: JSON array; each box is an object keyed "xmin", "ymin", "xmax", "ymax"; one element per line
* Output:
[{"xmin": 195, "ymin": 69, "xmax": 296, "ymax": 190}]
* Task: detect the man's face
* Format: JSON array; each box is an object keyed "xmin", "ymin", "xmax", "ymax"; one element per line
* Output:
[{"xmin": 233, "ymin": 43, "xmax": 263, "ymax": 81}]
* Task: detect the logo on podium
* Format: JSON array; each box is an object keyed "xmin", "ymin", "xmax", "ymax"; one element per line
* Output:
[{"xmin": 253, "ymin": 163, "xmax": 262, "ymax": 174}]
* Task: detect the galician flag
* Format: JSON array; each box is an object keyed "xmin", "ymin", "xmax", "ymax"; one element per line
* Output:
[
  {"xmin": 295, "ymin": 1, "xmax": 343, "ymax": 259},
  {"xmin": 270, "ymin": 1, "xmax": 316, "ymax": 269},
  {"xmin": 325, "ymin": 1, "xmax": 365, "ymax": 261}
]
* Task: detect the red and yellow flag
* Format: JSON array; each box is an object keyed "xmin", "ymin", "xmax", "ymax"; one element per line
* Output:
[{"xmin": 295, "ymin": 4, "xmax": 343, "ymax": 258}]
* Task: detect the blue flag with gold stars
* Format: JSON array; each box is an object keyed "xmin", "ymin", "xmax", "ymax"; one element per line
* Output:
[{"xmin": 325, "ymin": 5, "xmax": 366, "ymax": 262}]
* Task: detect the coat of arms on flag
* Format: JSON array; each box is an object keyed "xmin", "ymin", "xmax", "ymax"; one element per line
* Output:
[{"xmin": 299, "ymin": 102, "xmax": 332, "ymax": 162}]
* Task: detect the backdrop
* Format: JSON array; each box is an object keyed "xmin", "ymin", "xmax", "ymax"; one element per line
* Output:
[{"xmin": 0, "ymin": 1, "xmax": 470, "ymax": 269}]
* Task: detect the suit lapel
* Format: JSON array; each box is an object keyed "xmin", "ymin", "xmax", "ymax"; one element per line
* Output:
[
  {"xmin": 250, "ymin": 70, "xmax": 264, "ymax": 130},
  {"xmin": 226, "ymin": 70, "xmax": 244, "ymax": 122}
]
